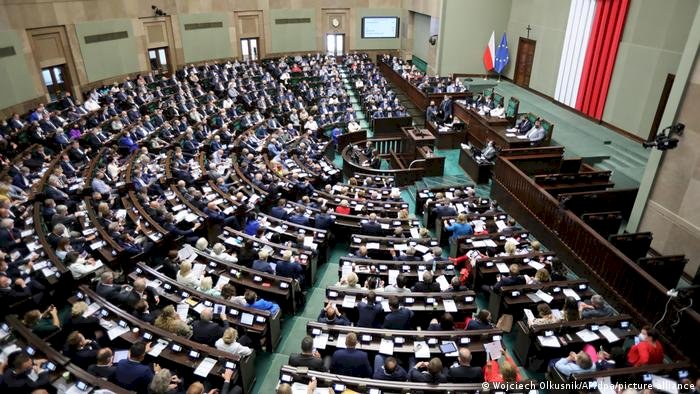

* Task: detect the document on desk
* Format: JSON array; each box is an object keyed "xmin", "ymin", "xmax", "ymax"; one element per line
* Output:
[
  {"xmin": 148, "ymin": 341, "xmax": 168, "ymax": 357},
  {"xmin": 107, "ymin": 325, "xmax": 129, "ymax": 340},
  {"xmin": 443, "ymin": 299, "xmax": 458, "ymax": 313},
  {"xmin": 388, "ymin": 270, "xmax": 399, "ymax": 285},
  {"xmin": 414, "ymin": 341, "xmax": 430, "ymax": 359},
  {"xmin": 394, "ymin": 243, "xmax": 408, "ymax": 251},
  {"xmin": 484, "ymin": 239, "xmax": 498, "ymax": 247},
  {"xmin": 527, "ymin": 261, "xmax": 545, "ymax": 270},
  {"xmin": 410, "ymin": 227, "xmax": 421, "ymax": 238},
  {"xmin": 516, "ymin": 135, "xmax": 528, "ymax": 139},
  {"xmin": 495, "ymin": 220, "xmax": 507, "ymax": 230},
  {"xmin": 313, "ymin": 333, "xmax": 328, "ymax": 350},
  {"xmin": 523, "ymin": 309, "xmax": 535, "ymax": 324},
  {"xmin": 526, "ymin": 293, "xmax": 542, "ymax": 303},
  {"xmin": 335, "ymin": 333, "xmax": 347, "ymax": 348},
  {"xmin": 534, "ymin": 290, "xmax": 553, "ymax": 304},
  {"xmin": 381, "ymin": 299, "xmax": 391, "ymax": 312},
  {"xmin": 435, "ymin": 275, "xmax": 450, "ymax": 291},
  {"xmin": 193, "ymin": 303, "xmax": 207, "ymax": 314},
  {"xmin": 562, "ymin": 288, "xmax": 581, "ymax": 301},
  {"xmin": 192, "ymin": 263, "xmax": 206, "ymax": 279},
  {"xmin": 193, "ymin": 357, "xmax": 217, "ymax": 377},
  {"xmin": 176, "ymin": 304, "xmax": 190, "ymax": 321},
  {"xmin": 379, "ymin": 338, "xmax": 394, "ymax": 355},
  {"xmin": 342, "ymin": 295, "xmax": 356, "ymax": 308},
  {"xmin": 366, "ymin": 242, "xmax": 380, "ymax": 250},
  {"xmin": 341, "ymin": 263, "xmax": 353, "ymax": 279},
  {"xmin": 484, "ymin": 341, "xmax": 503, "ymax": 360},
  {"xmin": 414, "ymin": 244, "xmax": 429, "ymax": 254},
  {"xmin": 422, "ymin": 253, "xmax": 434, "ymax": 262},
  {"xmin": 505, "ymin": 133, "xmax": 517, "ymax": 137},
  {"xmin": 496, "ymin": 263, "xmax": 510, "ymax": 274},
  {"xmin": 576, "ymin": 329, "xmax": 599, "ymax": 342},
  {"xmin": 178, "ymin": 244, "xmax": 194, "ymax": 261},
  {"xmin": 214, "ymin": 276, "xmax": 230, "ymax": 290},
  {"xmin": 82, "ymin": 302, "xmax": 101, "ymax": 318},
  {"xmin": 598, "ymin": 326, "xmax": 620, "ymax": 343},
  {"xmin": 537, "ymin": 335, "xmax": 561, "ymax": 348}
]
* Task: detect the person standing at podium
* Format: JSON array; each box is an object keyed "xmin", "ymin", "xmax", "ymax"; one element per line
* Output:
[{"xmin": 439, "ymin": 95, "xmax": 453, "ymax": 123}]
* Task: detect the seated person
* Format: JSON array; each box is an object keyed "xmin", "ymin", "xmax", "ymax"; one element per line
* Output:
[
  {"xmin": 578, "ymin": 295, "xmax": 614, "ymax": 318},
  {"xmin": 357, "ymin": 290, "xmax": 383, "ymax": 328},
  {"xmin": 330, "ymin": 332, "xmax": 372, "ymax": 378},
  {"xmin": 113, "ymin": 341, "xmax": 155, "ymax": 393},
  {"xmin": 483, "ymin": 348, "xmax": 521, "ymax": 383},
  {"xmin": 244, "ymin": 289, "xmax": 280, "ymax": 314},
  {"xmin": 467, "ymin": 309, "xmax": 495, "ymax": 330},
  {"xmin": 154, "ymin": 305, "xmax": 192, "ymax": 337},
  {"xmin": 87, "ymin": 348, "xmax": 117, "ymax": 379},
  {"xmin": 409, "ymin": 357, "xmax": 448, "ymax": 383},
  {"xmin": 529, "ymin": 303, "xmax": 561, "ymax": 326},
  {"xmin": 288, "ymin": 336, "xmax": 326, "ymax": 372},
  {"xmin": 382, "ymin": 295, "xmax": 413, "ymax": 330},
  {"xmin": 447, "ymin": 348, "xmax": 484, "ymax": 383},
  {"xmin": 428, "ymin": 312, "xmax": 455, "ymax": 331},
  {"xmin": 0, "ymin": 350, "xmax": 52, "ymax": 392},
  {"xmin": 372, "ymin": 355, "xmax": 408, "ymax": 381},
  {"xmin": 411, "ymin": 271, "xmax": 441, "ymax": 292},
  {"xmin": 192, "ymin": 307, "xmax": 228, "ymax": 347},
  {"xmin": 492, "ymin": 264, "xmax": 526, "ymax": 291},
  {"xmin": 525, "ymin": 119, "xmax": 546, "ymax": 143},
  {"xmin": 627, "ymin": 327, "xmax": 664, "ymax": 366},
  {"xmin": 317, "ymin": 302, "xmax": 350, "ymax": 325},
  {"xmin": 552, "ymin": 350, "xmax": 595, "ymax": 377},
  {"xmin": 507, "ymin": 115, "xmax": 533, "ymax": 134},
  {"xmin": 215, "ymin": 327, "xmax": 253, "ymax": 357}
]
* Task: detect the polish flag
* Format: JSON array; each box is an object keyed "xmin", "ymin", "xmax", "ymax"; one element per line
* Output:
[{"xmin": 483, "ymin": 31, "xmax": 495, "ymax": 72}]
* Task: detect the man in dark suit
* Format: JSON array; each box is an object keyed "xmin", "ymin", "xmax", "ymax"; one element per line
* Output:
[
  {"xmin": 251, "ymin": 250, "xmax": 275, "ymax": 275},
  {"xmin": 492, "ymin": 264, "xmax": 526, "ymax": 291},
  {"xmin": 446, "ymin": 348, "xmax": 484, "ymax": 383},
  {"xmin": 361, "ymin": 213, "xmax": 382, "ymax": 236},
  {"xmin": 314, "ymin": 207, "xmax": 335, "ymax": 230},
  {"xmin": 382, "ymin": 296, "xmax": 414, "ymax": 330},
  {"xmin": 269, "ymin": 199, "xmax": 288, "ymax": 220},
  {"xmin": 356, "ymin": 291, "xmax": 383, "ymax": 328},
  {"xmin": 0, "ymin": 351, "xmax": 52, "ymax": 392},
  {"xmin": 412, "ymin": 271, "xmax": 441, "ymax": 292},
  {"xmin": 288, "ymin": 336, "xmax": 326, "ymax": 372},
  {"xmin": 123, "ymin": 278, "xmax": 160, "ymax": 311},
  {"xmin": 191, "ymin": 307, "xmax": 229, "ymax": 347},
  {"xmin": 330, "ymin": 333, "xmax": 372, "ymax": 378},
  {"xmin": 372, "ymin": 355, "xmax": 408, "ymax": 381},
  {"xmin": 433, "ymin": 204, "xmax": 457, "ymax": 220},
  {"xmin": 288, "ymin": 207, "xmax": 310, "ymax": 226},
  {"xmin": 113, "ymin": 342, "xmax": 154, "ymax": 393},
  {"xmin": 63, "ymin": 331, "xmax": 100, "ymax": 369},
  {"xmin": 96, "ymin": 272, "xmax": 127, "ymax": 305},
  {"xmin": 131, "ymin": 299, "xmax": 159, "ymax": 324},
  {"xmin": 439, "ymin": 95, "xmax": 453, "ymax": 123},
  {"xmin": 408, "ymin": 358, "xmax": 448, "ymax": 383},
  {"xmin": 0, "ymin": 218, "xmax": 22, "ymax": 252},
  {"xmin": 87, "ymin": 348, "xmax": 117, "ymax": 380}
]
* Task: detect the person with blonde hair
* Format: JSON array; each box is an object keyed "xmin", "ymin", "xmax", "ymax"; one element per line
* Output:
[
  {"xmin": 501, "ymin": 239, "xmax": 518, "ymax": 256},
  {"xmin": 336, "ymin": 271, "xmax": 360, "ymax": 288},
  {"xmin": 215, "ymin": 327, "xmax": 253, "ymax": 357},
  {"xmin": 252, "ymin": 249, "xmax": 275, "ymax": 274},
  {"xmin": 195, "ymin": 237, "xmax": 209, "ymax": 252},
  {"xmin": 211, "ymin": 242, "xmax": 238, "ymax": 262},
  {"xmin": 196, "ymin": 276, "xmax": 220, "ymax": 297},
  {"xmin": 493, "ymin": 264, "xmax": 525, "ymax": 291},
  {"xmin": 176, "ymin": 260, "xmax": 200, "ymax": 288},
  {"xmin": 526, "ymin": 268, "xmax": 551, "ymax": 285},
  {"xmin": 483, "ymin": 348, "xmax": 521, "ymax": 382},
  {"xmin": 445, "ymin": 213, "xmax": 473, "ymax": 241},
  {"xmin": 154, "ymin": 305, "xmax": 192, "ymax": 338}
]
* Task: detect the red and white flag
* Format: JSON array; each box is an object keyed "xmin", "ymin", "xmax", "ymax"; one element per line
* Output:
[{"xmin": 483, "ymin": 31, "xmax": 495, "ymax": 72}]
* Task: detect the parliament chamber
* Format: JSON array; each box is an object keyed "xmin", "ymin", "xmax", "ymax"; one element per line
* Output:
[{"xmin": 0, "ymin": 1, "xmax": 699, "ymax": 393}]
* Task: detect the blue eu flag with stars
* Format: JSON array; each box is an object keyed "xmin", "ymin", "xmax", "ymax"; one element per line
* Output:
[{"xmin": 494, "ymin": 32, "xmax": 509, "ymax": 74}]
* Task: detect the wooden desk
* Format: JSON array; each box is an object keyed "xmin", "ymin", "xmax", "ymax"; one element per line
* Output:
[
  {"xmin": 425, "ymin": 120, "xmax": 468, "ymax": 149},
  {"xmin": 454, "ymin": 102, "xmax": 531, "ymax": 149},
  {"xmin": 458, "ymin": 147, "xmax": 493, "ymax": 184}
]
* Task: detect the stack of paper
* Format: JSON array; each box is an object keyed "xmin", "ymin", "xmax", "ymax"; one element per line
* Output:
[
  {"xmin": 414, "ymin": 341, "xmax": 430, "ymax": 359},
  {"xmin": 598, "ymin": 326, "xmax": 620, "ymax": 343},
  {"xmin": 443, "ymin": 299, "xmax": 457, "ymax": 312},
  {"xmin": 342, "ymin": 295, "xmax": 356, "ymax": 308},
  {"xmin": 575, "ymin": 329, "xmax": 600, "ymax": 342},
  {"xmin": 435, "ymin": 275, "xmax": 450, "ymax": 291},
  {"xmin": 193, "ymin": 357, "xmax": 217, "ymax": 377},
  {"xmin": 537, "ymin": 336, "xmax": 561, "ymax": 348},
  {"xmin": 379, "ymin": 338, "xmax": 394, "ymax": 355},
  {"xmin": 534, "ymin": 290, "xmax": 553, "ymax": 303},
  {"xmin": 148, "ymin": 341, "xmax": 168, "ymax": 357},
  {"xmin": 562, "ymin": 288, "xmax": 581, "ymax": 301},
  {"xmin": 496, "ymin": 263, "xmax": 510, "ymax": 273},
  {"xmin": 335, "ymin": 333, "xmax": 347, "ymax": 348},
  {"xmin": 107, "ymin": 325, "xmax": 129, "ymax": 340},
  {"xmin": 313, "ymin": 333, "xmax": 329, "ymax": 349}
]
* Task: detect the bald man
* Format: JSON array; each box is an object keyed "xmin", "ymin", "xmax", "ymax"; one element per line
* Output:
[{"xmin": 446, "ymin": 348, "xmax": 483, "ymax": 383}]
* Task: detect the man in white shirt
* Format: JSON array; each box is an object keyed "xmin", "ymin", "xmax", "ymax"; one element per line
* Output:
[
  {"xmin": 526, "ymin": 120, "xmax": 546, "ymax": 144},
  {"xmin": 304, "ymin": 117, "xmax": 319, "ymax": 133}
]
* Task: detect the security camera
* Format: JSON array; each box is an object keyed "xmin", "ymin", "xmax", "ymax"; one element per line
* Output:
[{"xmin": 643, "ymin": 123, "xmax": 684, "ymax": 151}]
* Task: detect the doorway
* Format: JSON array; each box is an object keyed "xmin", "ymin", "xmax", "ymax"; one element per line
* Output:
[
  {"xmin": 514, "ymin": 37, "xmax": 536, "ymax": 87},
  {"xmin": 148, "ymin": 47, "xmax": 169, "ymax": 75},
  {"xmin": 41, "ymin": 65, "xmax": 69, "ymax": 102},
  {"xmin": 326, "ymin": 33, "xmax": 344, "ymax": 56},
  {"xmin": 241, "ymin": 38, "xmax": 259, "ymax": 61}
]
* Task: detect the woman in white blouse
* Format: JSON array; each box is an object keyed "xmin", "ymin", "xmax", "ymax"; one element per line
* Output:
[
  {"xmin": 176, "ymin": 260, "xmax": 200, "ymax": 288},
  {"xmin": 211, "ymin": 243, "xmax": 238, "ymax": 263},
  {"xmin": 215, "ymin": 328, "xmax": 253, "ymax": 357}
]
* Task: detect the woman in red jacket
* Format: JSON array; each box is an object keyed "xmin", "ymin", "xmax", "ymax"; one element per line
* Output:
[
  {"xmin": 335, "ymin": 200, "xmax": 351, "ymax": 215},
  {"xmin": 627, "ymin": 327, "xmax": 664, "ymax": 366}
]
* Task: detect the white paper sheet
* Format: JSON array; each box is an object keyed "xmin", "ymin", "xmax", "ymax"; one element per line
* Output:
[
  {"xmin": 496, "ymin": 263, "xmax": 510, "ymax": 273},
  {"xmin": 575, "ymin": 329, "xmax": 599, "ymax": 342},
  {"xmin": 598, "ymin": 325, "xmax": 620, "ymax": 343},
  {"xmin": 484, "ymin": 341, "xmax": 503, "ymax": 360},
  {"xmin": 342, "ymin": 295, "xmax": 356, "ymax": 308},
  {"xmin": 148, "ymin": 341, "xmax": 168, "ymax": 357},
  {"xmin": 414, "ymin": 341, "xmax": 430, "ymax": 359},
  {"xmin": 176, "ymin": 304, "xmax": 190, "ymax": 321},
  {"xmin": 335, "ymin": 333, "xmax": 347, "ymax": 348},
  {"xmin": 537, "ymin": 335, "xmax": 561, "ymax": 348},
  {"xmin": 443, "ymin": 299, "xmax": 457, "ymax": 313},
  {"xmin": 435, "ymin": 275, "xmax": 450, "ymax": 291},
  {"xmin": 562, "ymin": 288, "xmax": 581, "ymax": 301},
  {"xmin": 534, "ymin": 290, "xmax": 553, "ymax": 304},
  {"xmin": 313, "ymin": 333, "xmax": 329, "ymax": 349},
  {"xmin": 107, "ymin": 325, "xmax": 129, "ymax": 340},
  {"xmin": 388, "ymin": 270, "xmax": 399, "ymax": 286},
  {"xmin": 527, "ymin": 261, "xmax": 545, "ymax": 270},
  {"xmin": 193, "ymin": 357, "xmax": 217, "ymax": 377}
]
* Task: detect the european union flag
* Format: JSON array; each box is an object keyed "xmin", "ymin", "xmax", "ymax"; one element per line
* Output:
[{"xmin": 494, "ymin": 32, "xmax": 509, "ymax": 74}]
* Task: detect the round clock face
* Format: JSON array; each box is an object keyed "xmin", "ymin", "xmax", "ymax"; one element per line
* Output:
[{"xmin": 331, "ymin": 18, "xmax": 340, "ymax": 27}]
